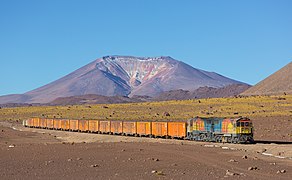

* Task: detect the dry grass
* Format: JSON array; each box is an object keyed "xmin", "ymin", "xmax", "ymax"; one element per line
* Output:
[{"xmin": 0, "ymin": 95, "xmax": 291, "ymax": 121}]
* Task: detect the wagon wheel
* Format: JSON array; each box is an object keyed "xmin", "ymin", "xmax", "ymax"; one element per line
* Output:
[{"xmin": 232, "ymin": 137, "xmax": 238, "ymax": 144}]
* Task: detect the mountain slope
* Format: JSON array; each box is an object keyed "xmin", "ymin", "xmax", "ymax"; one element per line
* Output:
[
  {"xmin": 48, "ymin": 94, "xmax": 144, "ymax": 106},
  {"xmin": 0, "ymin": 56, "xmax": 246, "ymax": 104},
  {"xmin": 154, "ymin": 84, "xmax": 251, "ymax": 101},
  {"xmin": 242, "ymin": 62, "xmax": 292, "ymax": 96}
]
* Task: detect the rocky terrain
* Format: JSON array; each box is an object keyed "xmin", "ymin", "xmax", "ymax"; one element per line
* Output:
[{"xmin": 0, "ymin": 56, "xmax": 246, "ymax": 104}]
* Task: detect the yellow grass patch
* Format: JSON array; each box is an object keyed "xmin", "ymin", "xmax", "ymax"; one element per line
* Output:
[{"xmin": 0, "ymin": 95, "xmax": 291, "ymax": 121}]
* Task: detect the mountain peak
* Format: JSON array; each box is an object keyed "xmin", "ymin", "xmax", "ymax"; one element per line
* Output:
[
  {"xmin": 0, "ymin": 55, "xmax": 245, "ymax": 104},
  {"xmin": 96, "ymin": 55, "xmax": 178, "ymax": 89},
  {"xmin": 101, "ymin": 55, "xmax": 175, "ymax": 62}
]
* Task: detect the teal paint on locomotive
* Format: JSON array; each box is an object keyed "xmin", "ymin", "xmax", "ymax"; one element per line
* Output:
[{"xmin": 187, "ymin": 117, "xmax": 254, "ymax": 143}]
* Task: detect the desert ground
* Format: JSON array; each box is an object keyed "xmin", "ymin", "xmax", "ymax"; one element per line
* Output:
[
  {"xmin": 0, "ymin": 95, "xmax": 291, "ymax": 179},
  {"xmin": 0, "ymin": 120, "xmax": 291, "ymax": 180}
]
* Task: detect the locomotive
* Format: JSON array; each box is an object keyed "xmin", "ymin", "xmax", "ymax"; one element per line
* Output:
[
  {"xmin": 187, "ymin": 117, "xmax": 254, "ymax": 143},
  {"xmin": 23, "ymin": 116, "xmax": 254, "ymax": 144}
]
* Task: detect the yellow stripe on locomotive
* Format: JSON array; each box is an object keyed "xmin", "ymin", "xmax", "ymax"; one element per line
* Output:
[{"xmin": 187, "ymin": 117, "xmax": 254, "ymax": 143}]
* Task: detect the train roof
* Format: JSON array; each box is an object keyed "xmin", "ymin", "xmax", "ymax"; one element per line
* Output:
[{"xmin": 190, "ymin": 117, "xmax": 251, "ymax": 121}]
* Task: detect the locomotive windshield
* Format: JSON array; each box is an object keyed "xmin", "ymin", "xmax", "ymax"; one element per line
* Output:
[
  {"xmin": 236, "ymin": 121, "xmax": 252, "ymax": 127},
  {"xmin": 236, "ymin": 121, "xmax": 250, "ymax": 127}
]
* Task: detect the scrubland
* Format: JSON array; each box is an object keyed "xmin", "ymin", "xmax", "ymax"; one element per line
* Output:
[{"xmin": 0, "ymin": 95, "xmax": 291, "ymax": 121}]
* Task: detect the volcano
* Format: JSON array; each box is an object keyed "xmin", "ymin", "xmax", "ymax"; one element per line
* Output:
[{"xmin": 0, "ymin": 56, "xmax": 246, "ymax": 104}]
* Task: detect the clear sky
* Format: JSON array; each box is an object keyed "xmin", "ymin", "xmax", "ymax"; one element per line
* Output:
[{"xmin": 0, "ymin": 0, "xmax": 291, "ymax": 96}]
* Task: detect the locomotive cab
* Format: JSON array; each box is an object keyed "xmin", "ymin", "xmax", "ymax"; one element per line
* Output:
[
  {"xmin": 235, "ymin": 117, "xmax": 254, "ymax": 143},
  {"xmin": 235, "ymin": 118, "xmax": 253, "ymax": 134}
]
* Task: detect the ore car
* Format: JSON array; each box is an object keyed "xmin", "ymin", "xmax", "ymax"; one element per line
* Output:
[
  {"xmin": 88, "ymin": 120, "xmax": 99, "ymax": 133},
  {"xmin": 78, "ymin": 120, "xmax": 89, "ymax": 132},
  {"xmin": 136, "ymin": 122, "xmax": 152, "ymax": 137},
  {"xmin": 122, "ymin": 121, "xmax": 137, "ymax": 136},
  {"xmin": 110, "ymin": 121, "xmax": 123, "ymax": 135},
  {"xmin": 151, "ymin": 122, "xmax": 168, "ymax": 138},
  {"xmin": 167, "ymin": 122, "xmax": 187, "ymax": 139},
  {"xmin": 99, "ymin": 121, "xmax": 111, "ymax": 134}
]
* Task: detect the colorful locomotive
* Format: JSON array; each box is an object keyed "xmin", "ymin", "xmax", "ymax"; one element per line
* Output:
[
  {"xmin": 187, "ymin": 117, "xmax": 254, "ymax": 143},
  {"xmin": 23, "ymin": 117, "xmax": 254, "ymax": 143}
]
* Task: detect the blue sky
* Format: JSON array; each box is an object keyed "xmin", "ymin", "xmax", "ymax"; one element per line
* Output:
[{"xmin": 0, "ymin": 0, "xmax": 291, "ymax": 96}]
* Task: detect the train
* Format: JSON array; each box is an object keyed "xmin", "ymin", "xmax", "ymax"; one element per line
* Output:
[{"xmin": 23, "ymin": 117, "xmax": 254, "ymax": 143}]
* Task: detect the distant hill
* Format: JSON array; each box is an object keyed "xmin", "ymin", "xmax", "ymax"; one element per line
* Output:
[
  {"xmin": 48, "ymin": 94, "xmax": 145, "ymax": 106},
  {"xmin": 48, "ymin": 84, "xmax": 250, "ymax": 105},
  {"xmin": 242, "ymin": 62, "xmax": 292, "ymax": 96},
  {"xmin": 0, "ymin": 55, "xmax": 247, "ymax": 104},
  {"xmin": 0, "ymin": 85, "xmax": 250, "ymax": 107},
  {"xmin": 154, "ymin": 84, "xmax": 251, "ymax": 101}
]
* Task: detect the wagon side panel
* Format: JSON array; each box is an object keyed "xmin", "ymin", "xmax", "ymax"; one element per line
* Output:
[
  {"xmin": 123, "ymin": 122, "xmax": 136, "ymax": 135},
  {"xmin": 137, "ymin": 122, "xmax": 151, "ymax": 136},
  {"xmin": 99, "ymin": 121, "xmax": 110, "ymax": 133},
  {"xmin": 110, "ymin": 121, "xmax": 123, "ymax": 134},
  {"xmin": 70, "ymin": 120, "xmax": 79, "ymax": 131},
  {"xmin": 168, "ymin": 122, "xmax": 187, "ymax": 138}
]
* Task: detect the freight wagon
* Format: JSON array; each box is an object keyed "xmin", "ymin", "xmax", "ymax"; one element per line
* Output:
[
  {"xmin": 46, "ymin": 119, "xmax": 54, "ymax": 129},
  {"xmin": 122, "ymin": 121, "xmax": 137, "ymax": 136},
  {"xmin": 152, "ymin": 122, "xmax": 168, "ymax": 138},
  {"xmin": 79, "ymin": 120, "xmax": 89, "ymax": 132},
  {"xmin": 88, "ymin": 120, "xmax": 99, "ymax": 133},
  {"xmin": 110, "ymin": 121, "xmax": 123, "ymax": 135},
  {"xmin": 23, "ymin": 117, "xmax": 254, "ymax": 143},
  {"xmin": 99, "ymin": 121, "xmax": 111, "ymax": 134},
  {"xmin": 53, "ymin": 119, "xmax": 61, "ymax": 130},
  {"xmin": 69, "ymin": 120, "xmax": 79, "ymax": 131},
  {"xmin": 32, "ymin": 117, "xmax": 40, "ymax": 128},
  {"xmin": 39, "ymin": 118, "xmax": 47, "ymax": 128},
  {"xmin": 60, "ymin": 119, "xmax": 70, "ymax": 131},
  {"xmin": 168, "ymin": 122, "xmax": 187, "ymax": 139},
  {"xmin": 136, "ymin": 122, "xmax": 151, "ymax": 137}
]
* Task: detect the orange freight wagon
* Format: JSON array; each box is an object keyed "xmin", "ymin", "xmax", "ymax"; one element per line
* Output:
[
  {"xmin": 70, "ymin": 120, "xmax": 79, "ymax": 131},
  {"xmin": 47, "ymin": 119, "xmax": 54, "ymax": 129},
  {"xmin": 88, "ymin": 120, "xmax": 99, "ymax": 133},
  {"xmin": 26, "ymin": 118, "xmax": 33, "ymax": 127},
  {"xmin": 39, "ymin": 118, "xmax": 47, "ymax": 128},
  {"xmin": 152, "ymin": 122, "xmax": 168, "ymax": 138},
  {"xmin": 110, "ymin": 121, "xmax": 123, "ymax": 135},
  {"xmin": 99, "ymin": 121, "xmax": 111, "ymax": 134},
  {"xmin": 137, "ymin": 122, "xmax": 152, "ymax": 137},
  {"xmin": 53, "ymin": 119, "xmax": 62, "ymax": 130},
  {"xmin": 32, "ymin": 117, "xmax": 40, "ymax": 128},
  {"xmin": 167, "ymin": 122, "xmax": 187, "ymax": 139},
  {"xmin": 60, "ymin": 119, "xmax": 65, "ymax": 130},
  {"xmin": 79, "ymin": 120, "xmax": 89, "ymax": 132},
  {"xmin": 60, "ymin": 119, "xmax": 70, "ymax": 130},
  {"xmin": 65, "ymin": 119, "xmax": 70, "ymax": 130},
  {"xmin": 123, "ymin": 121, "xmax": 137, "ymax": 136}
]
